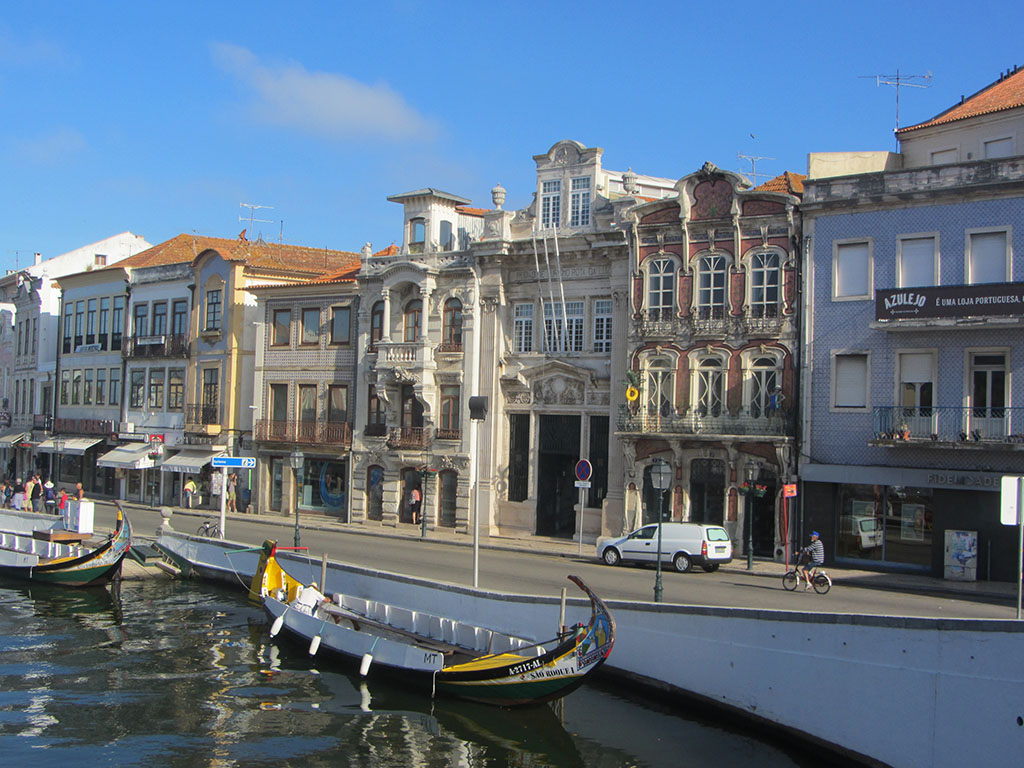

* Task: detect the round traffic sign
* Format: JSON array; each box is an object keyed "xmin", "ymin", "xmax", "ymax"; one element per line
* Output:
[{"xmin": 575, "ymin": 459, "xmax": 592, "ymax": 482}]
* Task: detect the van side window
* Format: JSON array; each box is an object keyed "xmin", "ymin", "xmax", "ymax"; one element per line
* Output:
[{"xmin": 631, "ymin": 526, "xmax": 657, "ymax": 540}]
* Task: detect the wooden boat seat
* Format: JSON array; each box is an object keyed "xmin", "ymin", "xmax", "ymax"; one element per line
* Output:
[
  {"xmin": 33, "ymin": 529, "xmax": 91, "ymax": 544},
  {"xmin": 319, "ymin": 602, "xmax": 459, "ymax": 656}
]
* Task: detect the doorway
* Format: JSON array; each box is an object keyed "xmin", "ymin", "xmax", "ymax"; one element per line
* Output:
[
  {"xmin": 689, "ymin": 459, "xmax": 725, "ymax": 524},
  {"xmin": 749, "ymin": 475, "xmax": 777, "ymax": 557},
  {"xmin": 536, "ymin": 415, "xmax": 579, "ymax": 538}
]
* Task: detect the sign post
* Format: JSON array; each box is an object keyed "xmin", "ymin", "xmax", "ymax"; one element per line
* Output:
[
  {"xmin": 574, "ymin": 459, "xmax": 593, "ymax": 555},
  {"xmin": 1000, "ymin": 475, "xmax": 1024, "ymax": 620},
  {"xmin": 783, "ymin": 482, "xmax": 798, "ymax": 569},
  {"xmin": 211, "ymin": 457, "xmax": 256, "ymax": 540}
]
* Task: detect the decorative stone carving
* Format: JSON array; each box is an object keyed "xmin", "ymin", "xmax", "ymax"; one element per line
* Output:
[
  {"xmin": 504, "ymin": 390, "xmax": 532, "ymax": 405},
  {"xmin": 622, "ymin": 441, "xmax": 636, "ymax": 478},
  {"xmin": 533, "ymin": 375, "xmax": 584, "ymax": 405},
  {"xmin": 436, "ymin": 454, "xmax": 470, "ymax": 472}
]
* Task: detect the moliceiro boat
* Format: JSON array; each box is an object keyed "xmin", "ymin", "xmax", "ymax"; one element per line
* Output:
[
  {"xmin": 250, "ymin": 541, "xmax": 615, "ymax": 707},
  {"xmin": 0, "ymin": 503, "xmax": 133, "ymax": 587}
]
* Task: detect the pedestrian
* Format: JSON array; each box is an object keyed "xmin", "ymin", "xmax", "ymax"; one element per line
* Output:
[
  {"xmin": 0, "ymin": 480, "xmax": 7, "ymax": 509},
  {"xmin": 43, "ymin": 480, "xmax": 56, "ymax": 514},
  {"xmin": 57, "ymin": 487, "xmax": 68, "ymax": 515},
  {"xmin": 75, "ymin": 482, "xmax": 85, "ymax": 501},
  {"xmin": 12, "ymin": 478, "xmax": 25, "ymax": 510},
  {"xmin": 3, "ymin": 480, "xmax": 12, "ymax": 509},
  {"xmin": 226, "ymin": 472, "xmax": 237, "ymax": 513},
  {"xmin": 183, "ymin": 476, "xmax": 197, "ymax": 509},
  {"xmin": 31, "ymin": 475, "xmax": 43, "ymax": 513},
  {"xmin": 23, "ymin": 475, "xmax": 35, "ymax": 512},
  {"xmin": 410, "ymin": 485, "xmax": 422, "ymax": 525}
]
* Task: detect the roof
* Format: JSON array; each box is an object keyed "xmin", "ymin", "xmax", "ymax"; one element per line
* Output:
[
  {"xmin": 386, "ymin": 188, "xmax": 471, "ymax": 205},
  {"xmin": 898, "ymin": 65, "xmax": 1024, "ymax": 134},
  {"xmin": 456, "ymin": 206, "xmax": 488, "ymax": 217},
  {"xmin": 753, "ymin": 171, "xmax": 805, "ymax": 196},
  {"xmin": 373, "ymin": 244, "xmax": 399, "ymax": 257},
  {"xmin": 112, "ymin": 233, "xmax": 360, "ymax": 275}
]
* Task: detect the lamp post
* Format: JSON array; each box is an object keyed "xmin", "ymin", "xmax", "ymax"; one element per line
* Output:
[
  {"xmin": 650, "ymin": 459, "xmax": 672, "ymax": 603},
  {"xmin": 53, "ymin": 436, "xmax": 65, "ymax": 491},
  {"xmin": 289, "ymin": 450, "xmax": 304, "ymax": 548},
  {"xmin": 745, "ymin": 460, "xmax": 758, "ymax": 571}
]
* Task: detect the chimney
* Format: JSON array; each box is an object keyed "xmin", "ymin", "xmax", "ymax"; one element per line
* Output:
[{"xmin": 34, "ymin": 253, "xmax": 41, "ymax": 266}]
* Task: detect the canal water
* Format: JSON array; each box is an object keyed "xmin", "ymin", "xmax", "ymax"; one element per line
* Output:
[{"xmin": 0, "ymin": 578, "xmax": 823, "ymax": 767}]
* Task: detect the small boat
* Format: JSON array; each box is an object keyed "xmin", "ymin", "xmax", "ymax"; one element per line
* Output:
[
  {"xmin": 250, "ymin": 541, "xmax": 615, "ymax": 707},
  {"xmin": 0, "ymin": 503, "xmax": 133, "ymax": 587}
]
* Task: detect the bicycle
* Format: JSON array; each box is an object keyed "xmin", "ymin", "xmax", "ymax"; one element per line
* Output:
[
  {"xmin": 195, "ymin": 520, "xmax": 221, "ymax": 538},
  {"xmin": 782, "ymin": 563, "xmax": 832, "ymax": 594}
]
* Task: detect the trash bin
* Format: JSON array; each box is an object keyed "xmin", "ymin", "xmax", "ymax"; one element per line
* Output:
[{"xmin": 241, "ymin": 488, "xmax": 251, "ymax": 514}]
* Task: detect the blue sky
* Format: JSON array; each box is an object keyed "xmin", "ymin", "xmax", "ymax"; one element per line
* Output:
[{"xmin": 1, "ymin": 2, "xmax": 1019, "ymax": 269}]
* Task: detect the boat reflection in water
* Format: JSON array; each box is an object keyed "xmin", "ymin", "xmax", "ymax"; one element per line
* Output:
[{"xmin": 0, "ymin": 579, "xmax": 817, "ymax": 767}]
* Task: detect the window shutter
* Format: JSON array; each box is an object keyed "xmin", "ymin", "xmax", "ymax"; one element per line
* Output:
[
  {"xmin": 968, "ymin": 232, "xmax": 1006, "ymax": 284},
  {"xmin": 835, "ymin": 355, "xmax": 867, "ymax": 408},
  {"xmin": 836, "ymin": 242, "xmax": 869, "ymax": 297}
]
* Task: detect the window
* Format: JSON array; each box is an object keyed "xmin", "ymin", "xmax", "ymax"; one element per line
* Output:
[
  {"xmin": 129, "ymin": 370, "xmax": 145, "ymax": 408},
  {"xmin": 749, "ymin": 252, "xmax": 781, "ymax": 317},
  {"xmin": 111, "ymin": 296, "xmax": 124, "ymax": 350},
  {"xmin": 202, "ymin": 367, "xmax": 219, "ymax": 407},
  {"xmin": 370, "ymin": 301, "xmax": 384, "ymax": 349},
  {"xmin": 99, "ymin": 297, "xmax": 110, "ymax": 349},
  {"xmin": 84, "ymin": 369, "xmax": 94, "ymax": 405},
  {"xmin": 60, "ymin": 370, "xmax": 70, "ymax": 405},
  {"xmin": 205, "ymin": 289, "xmax": 222, "ymax": 331},
  {"xmin": 96, "ymin": 368, "xmax": 106, "ymax": 406},
  {"xmin": 834, "ymin": 240, "xmax": 871, "ymax": 299},
  {"xmin": 74, "ymin": 301, "xmax": 84, "ymax": 347},
  {"xmin": 171, "ymin": 299, "xmax": 188, "ymax": 336},
  {"xmin": 696, "ymin": 254, "xmax": 727, "ymax": 318},
  {"xmin": 969, "ymin": 352, "xmax": 1007, "ymax": 436},
  {"xmin": 588, "ymin": 415, "xmax": 609, "ymax": 508},
  {"xmin": 543, "ymin": 301, "xmax": 584, "ymax": 353},
  {"xmin": 442, "ymin": 298, "xmax": 462, "ymax": 351},
  {"xmin": 694, "ymin": 357, "xmax": 725, "ymax": 416},
  {"xmin": 109, "ymin": 368, "xmax": 121, "ymax": 406},
  {"xmin": 148, "ymin": 369, "xmax": 165, "ymax": 409},
  {"xmin": 367, "ymin": 385, "xmax": 385, "ymax": 433},
  {"xmin": 897, "ymin": 236, "xmax": 938, "ymax": 288},
  {"xmin": 833, "ymin": 353, "xmax": 869, "ymax": 410},
  {"xmin": 966, "ymin": 230, "xmax": 1009, "ymax": 284},
  {"xmin": 366, "ymin": 465, "xmax": 384, "ymax": 521},
  {"xmin": 899, "ymin": 352, "xmax": 934, "ymax": 434},
  {"xmin": 410, "ymin": 218, "xmax": 426, "ymax": 252},
  {"xmin": 86, "ymin": 299, "xmax": 96, "ymax": 344},
  {"xmin": 403, "ymin": 300, "xmax": 422, "ymax": 342},
  {"xmin": 593, "ymin": 299, "xmax": 613, "ymax": 353},
  {"xmin": 16, "ymin": 321, "xmax": 21, "ymax": 356},
  {"xmin": 984, "ymin": 137, "xmax": 1014, "ymax": 159},
  {"xmin": 439, "ymin": 220, "xmax": 454, "ymax": 251},
  {"xmin": 94, "ymin": 253, "xmax": 107, "ymax": 266},
  {"xmin": 152, "ymin": 302, "xmax": 167, "ymax": 336},
  {"xmin": 508, "ymin": 413, "xmax": 530, "ymax": 502},
  {"xmin": 298, "ymin": 384, "xmax": 317, "ymax": 423},
  {"xmin": 570, "ymin": 177, "xmax": 591, "ymax": 227},
  {"xmin": 514, "ymin": 303, "xmax": 534, "ymax": 353},
  {"xmin": 133, "ymin": 303, "xmax": 148, "ymax": 337},
  {"xmin": 63, "ymin": 304, "xmax": 73, "ymax": 353},
  {"xmin": 330, "ymin": 306, "xmax": 350, "ymax": 345},
  {"xmin": 541, "ymin": 179, "xmax": 561, "ymax": 229},
  {"xmin": 272, "ymin": 309, "xmax": 291, "ymax": 346},
  {"xmin": 301, "ymin": 308, "xmax": 320, "ymax": 345},
  {"xmin": 645, "ymin": 356, "xmax": 675, "ymax": 420},
  {"xmin": 439, "ymin": 385, "xmax": 460, "ymax": 436},
  {"xmin": 647, "ymin": 257, "xmax": 676, "ymax": 319},
  {"xmin": 930, "ymin": 148, "xmax": 958, "ymax": 165},
  {"xmin": 327, "ymin": 385, "xmax": 347, "ymax": 423},
  {"xmin": 270, "ymin": 383, "xmax": 288, "ymax": 421},
  {"xmin": 72, "ymin": 369, "xmax": 82, "ymax": 405},
  {"xmin": 748, "ymin": 356, "xmax": 780, "ymax": 418}
]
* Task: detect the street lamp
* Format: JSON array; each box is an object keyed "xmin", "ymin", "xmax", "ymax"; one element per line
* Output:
[
  {"xmin": 53, "ymin": 436, "xmax": 65, "ymax": 491},
  {"xmin": 650, "ymin": 458, "xmax": 672, "ymax": 603},
  {"xmin": 745, "ymin": 460, "xmax": 758, "ymax": 571},
  {"xmin": 289, "ymin": 450, "xmax": 305, "ymax": 548}
]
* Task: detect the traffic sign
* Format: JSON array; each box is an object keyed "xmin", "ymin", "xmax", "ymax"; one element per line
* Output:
[
  {"xmin": 574, "ymin": 480, "xmax": 592, "ymax": 489},
  {"xmin": 575, "ymin": 459, "xmax": 592, "ymax": 483},
  {"xmin": 212, "ymin": 456, "xmax": 256, "ymax": 469}
]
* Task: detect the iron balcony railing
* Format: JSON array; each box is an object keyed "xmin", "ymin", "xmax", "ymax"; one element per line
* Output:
[
  {"xmin": 185, "ymin": 403, "xmax": 220, "ymax": 426},
  {"xmin": 123, "ymin": 334, "xmax": 189, "ymax": 359},
  {"xmin": 386, "ymin": 426, "xmax": 431, "ymax": 450},
  {"xmin": 631, "ymin": 307, "xmax": 789, "ymax": 340},
  {"xmin": 253, "ymin": 419, "xmax": 353, "ymax": 447},
  {"xmin": 363, "ymin": 422, "xmax": 387, "ymax": 437},
  {"xmin": 435, "ymin": 427, "xmax": 462, "ymax": 440},
  {"xmin": 617, "ymin": 406, "xmax": 794, "ymax": 437},
  {"xmin": 873, "ymin": 405, "xmax": 1024, "ymax": 444}
]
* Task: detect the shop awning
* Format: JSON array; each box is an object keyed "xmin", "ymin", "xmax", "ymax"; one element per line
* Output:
[
  {"xmin": 160, "ymin": 449, "xmax": 226, "ymax": 474},
  {"xmin": 0, "ymin": 430, "xmax": 28, "ymax": 448},
  {"xmin": 96, "ymin": 443, "xmax": 160, "ymax": 470},
  {"xmin": 35, "ymin": 437, "xmax": 105, "ymax": 455}
]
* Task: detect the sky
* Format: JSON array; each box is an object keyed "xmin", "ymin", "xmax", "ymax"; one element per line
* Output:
[{"xmin": 1, "ymin": 2, "xmax": 1020, "ymax": 270}]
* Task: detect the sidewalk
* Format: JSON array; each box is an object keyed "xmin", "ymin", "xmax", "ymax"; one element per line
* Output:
[{"xmin": 128, "ymin": 500, "xmax": 1018, "ymax": 604}]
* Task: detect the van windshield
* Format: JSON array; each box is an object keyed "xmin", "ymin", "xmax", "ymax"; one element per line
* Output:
[{"xmin": 706, "ymin": 527, "xmax": 730, "ymax": 541}]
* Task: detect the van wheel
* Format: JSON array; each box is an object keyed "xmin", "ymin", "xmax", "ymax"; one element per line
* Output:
[
  {"xmin": 602, "ymin": 548, "xmax": 621, "ymax": 566},
  {"xmin": 672, "ymin": 553, "xmax": 692, "ymax": 573},
  {"xmin": 703, "ymin": 563, "xmax": 720, "ymax": 572}
]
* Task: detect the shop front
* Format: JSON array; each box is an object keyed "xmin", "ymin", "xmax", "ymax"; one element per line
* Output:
[
  {"xmin": 36, "ymin": 436, "xmax": 109, "ymax": 496},
  {"xmin": 160, "ymin": 448, "xmax": 227, "ymax": 510},
  {"xmin": 297, "ymin": 456, "xmax": 349, "ymax": 520},
  {"xmin": 96, "ymin": 442, "xmax": 163, "ymax": 504}
]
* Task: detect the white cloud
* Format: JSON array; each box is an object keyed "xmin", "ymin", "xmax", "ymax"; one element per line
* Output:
[
  {"xmin": 10, "ymin": 127, "xmax": 87, "ymax": 165},
  {"xmin": 210, "ymin": 42, "xmax": 438, "ymax": 143},
  {"xmin": 0, "ymin": 22, "xmax": 73, "ymax": 67}
]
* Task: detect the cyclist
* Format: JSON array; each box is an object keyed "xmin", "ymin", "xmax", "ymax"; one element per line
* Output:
[{"xmin": 800, "ymin": 531, "xmax": 825, "ymax": 590}]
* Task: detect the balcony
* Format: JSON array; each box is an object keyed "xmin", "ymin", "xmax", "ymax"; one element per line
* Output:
[
  {"xmin": 185, "ymin": 404, "xmax": 221, "ymax": 434},
  {"xmin": 253, "ymin": 419, "xmax": 353, "ymax": 447},
  {"xmin": 617, "ymin": 406, "xmax": 794, "ymax": 438},
  {"xmin": 632, "ymin": 309, "xmax": 687, "ymax": 340},
  {"xmin": 33, "ymin": 414, "xmax": 53, "ymax": 432},
  {"xmin": 386, "ymin": 426, "xmax": 431, "ymax": 450},
  {"xmin": 53, "ymin": 417, "xmax": 117, "ymax": 435},
  {"xmin": 364, "ymin": 422, "xmax": 387, "ymax": 438},
  {"xmin": 872, "ymin": 406, "xmax": 1024, "ymax": 448},
  {"xmin": 435, "ymin": 427, "xmax": 462, "ymax": 441},
  {"xmin": 123, "ymin": 334, "xmax": 188, "ymax": 359}
]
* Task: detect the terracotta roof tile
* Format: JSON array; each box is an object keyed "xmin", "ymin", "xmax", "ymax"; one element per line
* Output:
[
  {"xmin": 456, "ymin": 206, "xmax": 488, "ymax": 216},
  {"xmin": 373, "ymin": 244, "xmax": 399, "ymax": 257},
  {"xmin": 753, "ymin": 171, "xmax": 805, "ymax": 195},
  {"xmin": 898, "ymin": 66, "xmax": 1024, "ymax": 134}
]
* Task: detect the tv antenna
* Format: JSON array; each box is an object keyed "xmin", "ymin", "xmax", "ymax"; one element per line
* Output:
[
  {"xmin": 737, "ymin": 152, "xmax": 775, "ymax": 185},
  {"xmin": 239, "ymin": 202, "xmax": 274, "ymax": 240},
  {"xmin": 860, "ymin": 69, "xmax": 932, "ymax": 143}
]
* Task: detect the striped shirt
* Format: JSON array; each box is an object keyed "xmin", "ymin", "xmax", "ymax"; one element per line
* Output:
[{"xmin": 805, "ymin": 539, "xmax": 824, "ymax": 565}]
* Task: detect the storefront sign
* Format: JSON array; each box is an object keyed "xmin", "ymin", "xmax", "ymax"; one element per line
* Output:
[
  {"xmin": 783, "ymin": 483, "xmax": 798, "ymax": 498},
  {"xmin": 876, "ymin": 282, "xmax": 1024, "ymax": 321}
]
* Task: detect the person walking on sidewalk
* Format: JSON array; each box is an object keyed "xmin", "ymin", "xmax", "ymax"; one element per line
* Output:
[
  {"xmin": 31, "ymin": 475, "xmax": 43, "ymax": 513},
  {"xmin": 183, "ymin": 476, "xmax": 197, "ymax": 509},
  {"xmin": 43, "ymin": 480, "xmax": 56, "ymax": 514},
  {"xmin": 800, "ymin": 531, "xmax": 825, "ymax": 589}
]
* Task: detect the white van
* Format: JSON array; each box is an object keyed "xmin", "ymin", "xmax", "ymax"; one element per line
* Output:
[{"xmin": 596, "ymin": 522, "xmax": 733, "ymax": 573}]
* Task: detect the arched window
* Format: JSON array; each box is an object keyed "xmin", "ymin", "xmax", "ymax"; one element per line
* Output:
[
  {"xmin": 442, "ymin": 298, "xmax": 463, "ymax": 351},
  {"xmin": 748, "ymin": 355, "xmax": 781, "ymax": 418},
  {"xmin": 366, "ymin": 465, "xmax": 384, "ymax": 521},
  {"xmin": 403, "ymin": 299, "xmax": 422, "ymax": 342},
  {"xmin": 696, "ymin": 254, "xmax": 727, "ymax": 319},
  {"xmin": 646, "ymin": 257, "xmax": 676, "ymax": 320},
  {"xmin": 749, "ymin": 251, "xmax": 781, "ymax": 318},
  {"xmin": 694, "ymin": 356, "xmax": 725, "ymax": 416},
  {"xmin": 439, "ymin": 220, "xmax": 454, "ymax": 251},
  {"xmin": 644, "ymin": 355, "xmax": 675, "ymax": 425},
  {"xmin": 370, "ymin": 301, "xmax": 384, "ymax": 349}
]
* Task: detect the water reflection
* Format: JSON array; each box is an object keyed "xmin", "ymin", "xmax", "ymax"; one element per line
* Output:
[{"xmin": 0, "ymin": 578, "xmax": 818, "ymax": 768}]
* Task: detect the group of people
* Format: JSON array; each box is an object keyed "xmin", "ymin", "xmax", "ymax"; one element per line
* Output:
[
  {"xmin": 0, "ymin": 475, "xmax": 85, "ymax": 515},
  {"xmin": 182, "ymin": 472, "xmax": 242, "ymax": 511}
]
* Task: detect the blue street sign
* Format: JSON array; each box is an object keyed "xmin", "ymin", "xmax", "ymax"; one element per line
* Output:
[{"xmin": 212, "ymin": 456, "xmax": 256, "ymax": 469}]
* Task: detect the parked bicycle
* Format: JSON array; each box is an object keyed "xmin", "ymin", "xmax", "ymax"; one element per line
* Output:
[
  {"xmin": 195, "ymin": 520, "xmax": 221, "ymax": 538},
  {"xmin": 782, "ymin": 563, "xmax": 832, "ymax": 594}
]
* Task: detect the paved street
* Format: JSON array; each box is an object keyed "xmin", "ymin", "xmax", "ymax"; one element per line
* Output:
[{"xmin": 96, "ymin": 500, "xmax": 1020, "ymax": 621}]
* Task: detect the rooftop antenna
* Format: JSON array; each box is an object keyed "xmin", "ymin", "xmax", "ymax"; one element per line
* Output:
[
  {"xmin": 859, "ymin": 69, "xmax": 932, "ymax": 147},
  {"xmin": 239, "ymin": 202, "xmax": 274, "ymax": 241},
  {"xmin": 737, "ymin": 152, "xmax": 775, "ymax": 185}
]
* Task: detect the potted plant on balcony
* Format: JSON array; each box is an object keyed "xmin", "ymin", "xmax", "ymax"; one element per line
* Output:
[{"xmin": 899, "ymin": 422, "xmax": 911, "ymax": 441}]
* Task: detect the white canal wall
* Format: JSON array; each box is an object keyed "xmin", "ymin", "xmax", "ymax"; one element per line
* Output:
[{"xmin": 159, "ymin": 532, "xmax": 1024, "ymax": 768}]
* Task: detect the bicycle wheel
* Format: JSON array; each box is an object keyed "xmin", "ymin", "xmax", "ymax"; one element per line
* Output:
[
  {"xmin": 782, "ymin": 570, "xmax": 799, "ymax": 591},
  {"xmin": 196, "ymin": 524, "xmax": 209, "ymax": 536},
  {"xmin": 209, "ymin": 524, "xmax": 221, "ymax": 538},
  {"xmin": 813, "ymin": 573, "xmax": 831, "ymax": 594}
]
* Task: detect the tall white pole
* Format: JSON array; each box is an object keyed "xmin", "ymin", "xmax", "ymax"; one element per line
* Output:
[
  {"xmin": 219, "ymin": 466, "xmax": 227, "ymax": 540},
  {"xmin": 1017, "ymin": 477, "xmax": 1023, "ymax": 620},
  {"xmin": 472, "ymin": 417, "xmax": 480, "ymax": 588}
]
